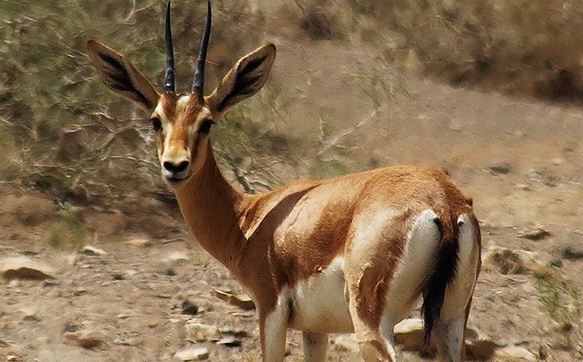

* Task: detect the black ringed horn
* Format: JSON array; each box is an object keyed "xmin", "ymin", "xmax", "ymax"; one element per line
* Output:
[
  {"xmin": 164, "ymin": 1, "xmax": 176, "ymax": 93},
  {"xmin": 192, "ymin": 0, "xmax": 212, "ymax": 95}
]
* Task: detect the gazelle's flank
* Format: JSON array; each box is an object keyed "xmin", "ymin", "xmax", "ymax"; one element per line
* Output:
[{"xmin": 87, "ymin": 2, "xmax": 481, "ymax": 361}]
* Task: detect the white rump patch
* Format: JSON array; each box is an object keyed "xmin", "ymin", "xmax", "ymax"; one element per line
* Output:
[
  {"xmin": 457, "ymin": 213, "xmax": 477, "ymax": 270},
  {"xmin": 382, "ymin": 209, "xmax": 441, "ymax": 323},
  {"xmin": 397, "ymin": 209, "xmax": 440, "ymax": 283}
]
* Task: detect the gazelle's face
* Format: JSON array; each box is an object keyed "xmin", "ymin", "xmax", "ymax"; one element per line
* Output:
[
  {"xmin": 87, "ymin": 2, "xmax": 276, "ymax": 189},
  {"xmin": 150, "ymin": 93, "xmax": 214, "ymax": 186}
]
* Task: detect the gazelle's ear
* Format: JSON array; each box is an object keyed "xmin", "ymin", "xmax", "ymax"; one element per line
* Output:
[
  {"xmin": 207, "ymin": 43, "xmax": 276, "ymax": 117},
  {"xmin": 87, "ymin": 39, "xmax": 160, "ymax": 111}
]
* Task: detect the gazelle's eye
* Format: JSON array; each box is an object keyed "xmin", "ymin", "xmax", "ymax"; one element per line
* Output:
[
  {"xmin": 199, "ymin": 120, "xmax": 213, "ymax": 135},
  {"xmin": 151, "ymin": 117, "xmax": 162, "ymax": 132}
]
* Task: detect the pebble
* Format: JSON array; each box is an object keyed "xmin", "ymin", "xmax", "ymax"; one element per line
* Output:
[
  {"xmin": 165, "ymin": 251, "xmax": 189, "ymax": 263},
  {"xmin": 333, "ymin": 334, "xmax": 359, "ymax": 353},
  {"xmin": 562, "ymin": 246, "xmax": 583, "ymax": 260},
  {"xmin": 80, "ymin": 245, "xmax": 107, "ymax": 256},
  {"xmin": 186, "ymin": 323, "xmax": 220, "ymax": 341},
  {"xmin": 518, "ymin": 227, "xmax": 551, "ymax": 241},
  {"xmin": 63, "ymin": 330, "xmax": 104, "ymax": 349},
  {"xmin": 181, "ymin": 299, "xmax": 199, "ymax": 315},
  {"xmin": 494, "ymin": 345, "xmax": 537, "ymax": 361},
  {"xmin": 393, "ymin": 318, "xmax": 426, "ymax": 350},
  {"xmin": 174, "ymin": 346, "xmax": 209, "ymax": 361},
  {"xmin": 126, "ymin": 237, "xmax": 152, "ymax": 247},
  {"xmin": 214, "ymin": 289, "xmax": 255, "ymax": 310},
  {"xmin": 216, "ymin": 336, "xmax": 242, "ymax": 347},
  {"xmin": 489, "ymin": 162, "xmax": 512, "ymax": 175}
]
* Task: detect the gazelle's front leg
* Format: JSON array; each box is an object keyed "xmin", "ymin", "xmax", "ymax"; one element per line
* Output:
[
  {"xmin": 303, "ymin": 332, "xmax": 328, "ymax": 361},
  {"xmin": 260, "ymin": 304, "xmax": 288, "ymax": 362}
]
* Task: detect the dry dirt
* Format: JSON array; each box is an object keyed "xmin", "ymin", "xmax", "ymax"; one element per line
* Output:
[{"xmin": 2, "ymin": 38, "xmax": 583, "ymax": 361}]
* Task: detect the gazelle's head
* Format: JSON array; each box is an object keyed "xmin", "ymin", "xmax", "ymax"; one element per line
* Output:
[{"xmin": 87, "ymin": 1, "xmax": 275, "ymax": 187}]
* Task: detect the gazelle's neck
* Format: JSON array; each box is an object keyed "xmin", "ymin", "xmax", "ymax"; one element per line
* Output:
[{"xmin": 172, "ymin": 141, "xmax": 253, "ymax": 269}]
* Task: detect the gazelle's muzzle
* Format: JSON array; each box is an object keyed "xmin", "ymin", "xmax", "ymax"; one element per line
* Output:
[
  {"xmin": 162, "ymin": 159, "xmax": 191, "ymax": 182},
  {"xmin": 160, "ymin": 145, "xmax": 192, "ymax": 183}
]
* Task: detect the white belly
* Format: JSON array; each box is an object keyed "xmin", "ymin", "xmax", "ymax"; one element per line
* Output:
[{"xmin": 286, "ymin": 257, "xmax": 354, "ymax": 333}]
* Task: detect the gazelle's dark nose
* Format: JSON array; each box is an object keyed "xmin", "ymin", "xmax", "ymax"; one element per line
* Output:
[{"xmin": 163, "ymin": 160, "xmax": 189, "ymax": 174}]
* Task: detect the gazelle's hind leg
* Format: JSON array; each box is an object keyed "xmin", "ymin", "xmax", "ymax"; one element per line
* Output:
[
  {"xmin": 302, "ymin": 332, "xmax": 328, "ymax": 362},
  {"xmin": 345, "ymin": 256, "xmax": 402, "ymax": 361},
  {"xmin": 433, "ymin": 214, "xmax": 481, "ymax": 362},
  {"xmin": 348, "ymin": 298, "xmax": 398, "ymax": 361},
  {"xmin": 432, "ymin": 314, "xmax": 467, "ymax": 362},
  {"xmin": 345, "ymin": 209, "xmax": 444, "ymax": 361}
]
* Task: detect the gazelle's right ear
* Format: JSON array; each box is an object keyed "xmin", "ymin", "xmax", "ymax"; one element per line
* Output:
[{"xmin": 87, "ymin": 39, "xmax": 160, "ymax": 111}]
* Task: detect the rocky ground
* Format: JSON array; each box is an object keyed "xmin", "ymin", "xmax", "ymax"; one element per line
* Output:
[{"xmin": 2, "ymin": 73, "xmax": 583, "ymax": 361}]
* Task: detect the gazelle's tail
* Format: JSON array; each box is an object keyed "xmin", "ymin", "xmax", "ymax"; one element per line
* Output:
[{"xmin": 420, "ymin": 217, "xmax": 460, "ymax": 344}]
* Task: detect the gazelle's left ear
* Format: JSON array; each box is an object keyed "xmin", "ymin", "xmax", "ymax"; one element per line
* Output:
[
  {"xmin": 87, "ymin": 39, "xmax": 160, "ymax": 111},
  {"xmin": 207, "ymin": 43, "xmax": 276, "ymax": 117}
]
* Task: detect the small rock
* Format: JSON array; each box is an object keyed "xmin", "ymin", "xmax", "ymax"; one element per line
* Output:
[
  {"xmin": 333, "ymin": 334, "xmax": 360, "ymax": 353},
  {"xmin": 43, "ymin": 279, "xmax": 59, "ymax": 287},
  {"xmin": 516, "ymin": 184, "xmax": 532, "ymax": 191},
  {"xmin": 65, "ymin": 253, "xmax": 77, "ymax": 265},
  {"xmin": 489, "ymin": 162, "xmax": 512, "ymax": 175},
  {"xmin": 394, "ymin": 318, "xmax": 425, "ymax": 350},
  {"xmin": 80, "ymin": 245, "xmax": 107, "ymax": 256},
  {"xmin": 488, "ymin": 249, "xmax": 525, "ymax": 274},
  {"xmin": 464, "ymin": 327, "xmax": 498, "ymax": 361},
  {"xmin": 165, "ymin": 251, "xmax": 189, "ymax": 263},
  {"xmin": 448, "ymin": 119, "xmax": 462, "ymax": 132},
  {"xmin": 21, "ymin": 306, "xmax": 40, "ymax": 322},
  {"xmin": 562, "ymin": 246, "xmax": 583, "ymax": 260},
  {"xmin": 1, "ymin": 256, "xmax": 56, "ymax": 280},
  {"xmin": 218, "ymin": 327, "xmax": 249, "ymax": 338},
  {"xmin": 112, "ymin": 273, "xmax": 125, "ymax": 281},
  {"xmin": 63, "ymin": 330, "xmax": 104, "ymax": 349},
  {"xmin": 73, "ymin": 288, "xmax": 88, "ymax": 296},
  {"xmin": 113, "ymin": 337, "xmax": 131, "ymax": 346},
  {"xmin": 537, "ymin": 344, "xmax": 549, "ymax": 360},
  {"xmin": 126, "ymin": 237, "xmax": 152, "ymax": 247},
  {"xmin": 186, "ymin": 323, "xmax": 220, "ymax": 341},
  {"xmin": 485, "ymin": 248, "xmax": 532, "ymax": 275},
  {"xmin": 214, "ymin": 289, "xmax": 255, "ymax": 310},
  {"xmin": 216, "ymin": 336, "xmax": 242, "ymax": 347},
  {"xmin": 405, "ymin": 49, "xmax": 424, "ymax": 72},
  {"xmin": 181, "ymin": 299, "xmax": 199, "ymax": 315},
  {"xmin": 548, "ymin": 259, "xmax": 563, "ymax": 268},
  {"xmin": 518, "ymin": 227, "xmax": 551, "ymax": 241},
  {"xmin": 174, "ymin": 346, "xmax": 209, "ymax": 361},
  {"xmin": 125, "ymin": 269, "xmax": 137, "ymax": 277},
  {"xmin": 494, "ymin": 345, "xmax": 536, "ymax": 361}
]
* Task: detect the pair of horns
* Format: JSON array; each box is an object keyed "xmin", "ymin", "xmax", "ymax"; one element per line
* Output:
[{"xmin": 164, "ymin": 1, "xmax": 211, "ymax": 95}]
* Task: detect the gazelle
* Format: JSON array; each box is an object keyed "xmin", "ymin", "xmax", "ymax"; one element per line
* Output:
[{"xmin": 87, "ymin": 2, "xmax": 481, "ymax": 361}]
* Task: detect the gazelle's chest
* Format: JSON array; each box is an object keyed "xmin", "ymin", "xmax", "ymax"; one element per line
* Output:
[{"xmin": 283, "ymin": 257, "xmax": 354, "ymax": 333}]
